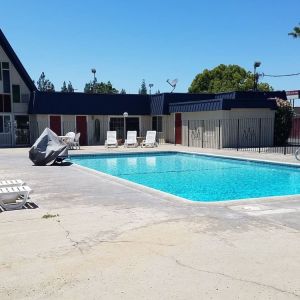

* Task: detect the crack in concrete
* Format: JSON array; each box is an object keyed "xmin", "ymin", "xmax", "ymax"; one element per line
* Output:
[
  {"xmin": 97, "ymin": 239, "xmax": 176, "ymax": 247},
  {"xmin": 56, "ymin": 220, "xmax": 84, "ymax": 254},
  {"xmin": 171, "ymin": 256, "xmax": 300, "ymax": 298}
]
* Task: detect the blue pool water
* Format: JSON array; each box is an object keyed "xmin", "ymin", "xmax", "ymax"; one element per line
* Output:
[{"xmin": 71, "ymin": 152, "xmax": 300, "ymax": 202}]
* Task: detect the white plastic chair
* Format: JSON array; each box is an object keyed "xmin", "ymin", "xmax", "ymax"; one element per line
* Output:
[
  {"xmin": 0, "ymin": 179, "xmax": 24, "ymax": 188},
  {"xmin": 124, "ymin": 131, "xmax": 138, "ymax": 148},
  {"xmin": 72, "ymin": 132, "xmax": 81, "ymax": 150},
  {"xmin": 105, "ymin": 131, "xmax": 118, "ymax": 148},
  {"xmin": 141, "ymin": 131, "xmax": 158, "ymax": 148},
  {"xmin": 0, "ymin": 185, "xmax": 32, "ymax": 211},
  {"xmin": 65, "ymin": 132, "xmax": 75, "ymax": 149}
]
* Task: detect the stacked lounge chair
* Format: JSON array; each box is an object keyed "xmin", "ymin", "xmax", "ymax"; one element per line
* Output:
[{"xmin": 0, "ymin": 179, "xmax": 32, "ymax": 211}]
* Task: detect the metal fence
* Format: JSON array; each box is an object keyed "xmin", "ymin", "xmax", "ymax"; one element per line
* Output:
[
  {"xmin": 182, "ymin": 117, "xmax": 300, "ymax": 155},
  {"xmin": 3, "ymin": 117, "xmax": 300, "ymax": 155}
]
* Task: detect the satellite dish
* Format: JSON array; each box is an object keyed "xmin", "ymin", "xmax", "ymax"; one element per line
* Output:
[{"xmin": 166, "ymin": 78, "xmax": 178, "ymax": 93}]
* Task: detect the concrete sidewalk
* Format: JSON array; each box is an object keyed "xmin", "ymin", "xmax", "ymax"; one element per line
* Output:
[{"xmin": 0, "ymin": 146, "xmax": 300, "ymax": 299}]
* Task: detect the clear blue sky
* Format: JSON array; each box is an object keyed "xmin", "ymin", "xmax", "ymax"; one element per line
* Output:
[{"xmin": 1, "ymin": 0, "xmax": 300, "ymax": 93}]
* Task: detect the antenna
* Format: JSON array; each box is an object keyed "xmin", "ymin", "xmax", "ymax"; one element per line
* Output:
[{"xmin": 166, "ymin": 78, "xmax": 178, "ymax": 93}]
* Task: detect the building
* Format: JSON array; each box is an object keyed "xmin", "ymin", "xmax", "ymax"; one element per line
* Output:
[
  {"xmin": 0, "ymin": 29, "xmax": 36, "ymax": 147},
  {"xmin": 0, "ymin": 29, "xmax": 287, "ymax": 148}
]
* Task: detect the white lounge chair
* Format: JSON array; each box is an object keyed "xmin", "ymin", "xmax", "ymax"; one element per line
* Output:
[
  {"xmin": 0, "ymin": 179, "xmax": 24, "ymax": 188},
  {"xmin": 65, "ymin": 132, "xmax": 75, "ymax": 149},
  {"xmin": 105, "ymin": 131, "xmax": 118, "ymax": 148},
  {"xmin": 124, "ymin": 131, "xmax": 138, "ymax": 148},
  {"xmin": 141, "ymin": 131, "xmax": 158, "ymax": 148},
  {"xmin": 0, "ymin": 185, "xmax": 32, "ymax": 211},
  {"xmin": 71, "ymin": 132, "xmax": 81, "ymax": 150}
]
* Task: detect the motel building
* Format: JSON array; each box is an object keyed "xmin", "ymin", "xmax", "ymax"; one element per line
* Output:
[{"xmin": 0, "ymin": 29, "xmax": 291, "ymax": 149}]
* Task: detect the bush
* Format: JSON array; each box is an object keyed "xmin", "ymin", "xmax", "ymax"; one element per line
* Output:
[{"xmin": 274, "ymin": 98, "xmax": 294, "ymax": 146}]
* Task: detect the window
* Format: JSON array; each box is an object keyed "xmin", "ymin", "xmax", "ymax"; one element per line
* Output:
[
  {"xmin": 109, "ymin": 117, "xmax": 124, "ymax": 139},
  {"xmin": 0, "ymin": 115, "xmax": 10, "ymax": 133},
  {"xmin": 2, "ymin": 62, "xmax": 10, "ymax": 92},
  {"xmin": 12, "ymin": 85, "xmax": 20, "ymax": 103},
  {"xmin": 109, "ymin": 117, "xmax": 140, "ymax": 139},
  {"xmin": 0, "ymin": 95, "xmax": 12, "ymax": 112},
  {"xmin": 152, "ymin": 116, "xmax": 162, "ymax": 132},
  {"xmin": 2, "ymin": 62, "xmax": 9, "ymax": 69},
  {"xmin": 0, "ymin": 95, "xmax": 11, "ymax": 112},
  {"xmin": 2, "ymin": 69, "xmax": 10, "ymax": 93}
]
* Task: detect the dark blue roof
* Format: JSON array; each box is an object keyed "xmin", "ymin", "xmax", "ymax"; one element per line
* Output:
[
  {"xmin": 169, "ymin": 99, "xmax": 223, "ymax": 113},
  {"xmin": 29, "ymin": 92, "xmax": 150, "ymax": 115},
  {"xmin": 169, "ymin": 92, "xmax": 282, "ymax": 113},
  {"xmin": 150, "ymin": 93, "xmax": 214, "ymax": 115},
  {"xmin": 28, "ymin": 91, "xmax": 286, "ymax": 115},
  {"xmin": 0, "ymin": 29, "xmax": 36, "ymax": 91},
  {"xmin": 215, "ymin": 91, "xmax": 287, "ymax": 100}
]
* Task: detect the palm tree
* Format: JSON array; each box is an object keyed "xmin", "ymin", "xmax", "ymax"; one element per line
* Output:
[{"xmin": 289, "ymin": 24, "xmax": 300, "ymax": 38}]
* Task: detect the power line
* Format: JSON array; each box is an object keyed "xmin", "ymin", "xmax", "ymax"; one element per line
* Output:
[{"xmin": 262, "ymin": 72, "xmax": 300, "ymax": 78}]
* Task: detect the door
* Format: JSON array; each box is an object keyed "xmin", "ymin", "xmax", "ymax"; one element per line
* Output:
[
  {"xmin": 15, "ymin": 115, "xmax": 29, "ymax": 146},
  {"xmin": 0, "ymin": 114, "xmax": 12, "ymax": 147},
  {"xmin": 49, "ymin": 116, "xmax": 61, "ymax": 136},
  {"xmin": 175, "ymin": 113, "xmax": 182, "ymax": 144},
  {"xmin": 76, "ymin": 116, "xmax": 87, "ymax": 145}
]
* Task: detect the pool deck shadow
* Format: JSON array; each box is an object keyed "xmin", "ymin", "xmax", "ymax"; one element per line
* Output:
[{"xmin": 0, "ymin": 145, "xmax": 300, "ymax": 299}]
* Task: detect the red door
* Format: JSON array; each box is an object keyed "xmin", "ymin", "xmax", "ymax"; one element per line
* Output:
[
  {"xmin": 76, "ymin": 116, "xmax": 87, "ymax": 145},
  {"xmin": 175, "ymin": 113, "xmax": 182, "ymax": 144},
  {"xmin": 49, "ymin": 116, "xmax": 61, "ymax": 135}
]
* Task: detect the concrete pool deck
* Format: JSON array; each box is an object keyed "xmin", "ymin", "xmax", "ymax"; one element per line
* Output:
[{"xmin": 0, "ymin": 145, "xmax": 300, "ymax": 299}]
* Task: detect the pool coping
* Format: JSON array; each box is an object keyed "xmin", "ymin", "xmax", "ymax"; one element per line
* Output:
[{"xmin": 70, "ymin": 150, "xmax": 300, "ymax": 206}]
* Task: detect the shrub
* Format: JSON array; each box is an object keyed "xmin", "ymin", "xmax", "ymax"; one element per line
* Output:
[{"xmin": 274, "ymin": 98, "xmax": 294, "ymax": 146}]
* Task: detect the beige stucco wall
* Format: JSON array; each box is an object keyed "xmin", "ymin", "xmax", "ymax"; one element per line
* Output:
[
  {"xmin": 179, "ymin": 111, "xmax": 224, "ymax": 147},
  {"xmin": 61, "ymin": 115, "xmax": 76, "ymax": 135},
  {"xmin": 161, "ymin": 115, "xmax": 174, "ymax": 144},
  {"xmin": 140, "ymin": 116, "xmax": 151, "ymax": 137},
  {"xmin": 178, "ymin": 108, "xmax": 275, "ymax": 148},
  {"xmin": 87, "ymin": 115, "xmax": 109, "ymax": 145}
]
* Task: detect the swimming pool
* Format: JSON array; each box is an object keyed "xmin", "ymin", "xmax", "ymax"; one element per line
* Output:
[{"xmin": 71, "ymin": 152, "xmax": 300, "ymax": 202}]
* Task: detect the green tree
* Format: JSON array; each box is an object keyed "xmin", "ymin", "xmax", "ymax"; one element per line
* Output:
[
  {"xmin": 274, "ymin": 98, "xmax": 294, "ymax": 146},
  {"xmin": 61, "ymin": 81, "xmax": 74, "ymax": 92},
  {"xmin": 67, "ymin": 81, "xmax": 74, "ymax": 92},
  {"xmin": 61, "ymin": 81, "xmax": 68, "ymax": 92},
  {"xmin": 84, "ymin": 81, "xmax": 119, "ymax": 94},
  {"xmin": 188, "ymin": 64, "xmax": 272, "ymax": 93},
  {"xmin": 120, "ymin": 89, "xmax": 126, "ymax": 94},
  {"xmin": 289, "ymin": 24, "xmax": 300, "ymax": 38},
  {"xmin": 37, "ymin": 72, "xmax": 55, "ymax": 92},
  {"xmin": 138, "ymin": 79, "xmax": 147, "ymax": 95}
]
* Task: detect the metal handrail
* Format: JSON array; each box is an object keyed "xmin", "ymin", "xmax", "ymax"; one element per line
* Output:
[{"xmin": 295, "ymin": 147, "xmax": 300, "ymax": 161}]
